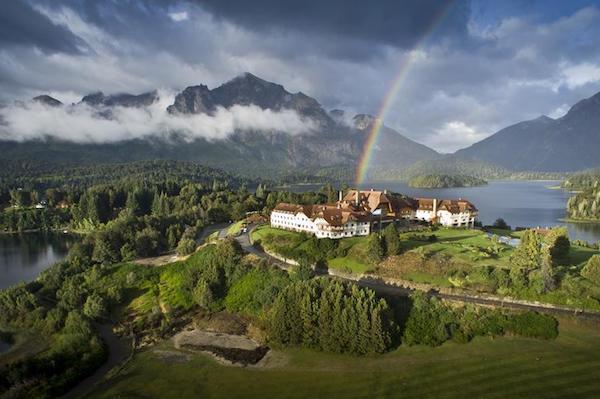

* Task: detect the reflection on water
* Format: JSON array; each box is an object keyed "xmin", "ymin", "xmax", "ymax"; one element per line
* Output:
[
  {"xmin": 279, "ymin": 180, "xmax": 600, "ymax": 244},
  {"xmin": 0, "ymin": 233, "xmax": 78, "ymax": 289},
  {"xmin": 0, "ymin": 340, "xmax": 11, "ymax": 354}
]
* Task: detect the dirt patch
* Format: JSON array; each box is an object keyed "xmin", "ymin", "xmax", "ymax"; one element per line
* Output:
[
  {"xmin": 133, "ymin": 253, "xmax": 186, "ymax": 267},
  {"xmin": 377, "ymin": 251, "xmax": 468, "ymax": 279},
  {"xmin": 153, "ymin": 349, "xmax": 192, "ymax": 364},
  {"xmin": 173, "ymin": 330, "xmax": 269, "ymax": 366},
  {"xmin": 191, "ymin": 311, "xmax": 248, "ymax": 335}
]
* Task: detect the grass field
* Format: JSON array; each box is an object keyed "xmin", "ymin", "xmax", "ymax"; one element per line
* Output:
[
  {"xmin": 89, "ymin": 316, "xmax": 600, "ymax": 399},
  {"xmin": 251, "ymin": 225, "xmax": 372, "ymax": 273}
]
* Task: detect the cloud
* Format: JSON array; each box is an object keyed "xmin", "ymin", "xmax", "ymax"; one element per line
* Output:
[
  {"xmin": 425, "ymin": 121, "xmax": 487, "ymax": 153},
  {"xmin": 0, "ymin": 0, "xmax": 85, "ymax": 54},
  {"xmin": 2, "ymin": 1, "xmax": 600, "ymax": 154},
  {"xmin": 0, "ymin": 92, "xmax": 316, "ymax": 143},
  {"xmin": 561, "ymin": 62, "xmax": 600, "ymax": 89},
  {"xmin": 194, "ymin": 0, "xmax": 471, "ymax": 48},
  {"xmin": 169, "ymin": 11, "xmax": 189, "ymax": 22}
]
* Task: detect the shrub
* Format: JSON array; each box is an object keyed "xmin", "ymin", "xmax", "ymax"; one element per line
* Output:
[
  {"xmin": 403, "ymin": 292, "xmax": 454, "ymax": 347},
  {"xmin": 493, "ymin": 218, "xmax": 509, "ymax": 230},
  {"xmin": 503, "ymin": 311, "xmax": 558, "ymax": 340},
  {"xmin": 177, "ymin": 238, "xmax": 197, "ymax": 256},
  {"xmin": 225, "ymin": 268, "xmax": 289, "ymax": 316},
  {"xmin": 83, "ymin": 294, "xmax": 107, "ymax": 320}
]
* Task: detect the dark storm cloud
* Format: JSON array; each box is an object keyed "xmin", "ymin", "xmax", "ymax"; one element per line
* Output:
[
  {"xmin": 2, "ymin": 0, "xmax": 600, "ymax": 152},
  {"xmin": 0, "ymin": 0, "xmax": 85, "ymax": 54},
  {"xmin": 194, "ymin": 0, "xmax": 471, "ymax": 48}
]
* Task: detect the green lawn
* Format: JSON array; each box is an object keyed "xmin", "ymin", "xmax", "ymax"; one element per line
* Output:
[
  {"xmin": 89, "ymin": 316, "xmax": 600, "ymax": 399},
  {"xmin": 401, "ymin": 271, "xmax": 453, "ymax": 288},
  {"xmin": 328, "ymin": 256, "xmax": 372, "ymax": 274},
  {"xmin": 252, "ymin": 226, "xmax": 372, "ymax": 273},
  {"xmin": 227, "ymin": 220, "xmax": 245, "ymax": 237},
  {"xmin": 399, "ymin": 228, "xmax": 599, "ymax": 270}
]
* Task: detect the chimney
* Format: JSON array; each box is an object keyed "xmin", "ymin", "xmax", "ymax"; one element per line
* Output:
[
  {"xmin": 384, "ymin": 189, "xmax": 387, "ymax": 194},
  {"xmin": 433, "ymin": 198, "xmax": 438, "ymax": 215},
  {"xmin": 355, "ymin": 190, "xmax": 359, "ymax": 206},
  {"xmin": 339, "ymin": 190, "xmax": 343, "ymax": 202}
]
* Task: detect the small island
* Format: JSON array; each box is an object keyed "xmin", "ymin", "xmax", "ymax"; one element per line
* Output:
[{"xmin": 408, "ymin": 174, "xmax": 488, "ymax": 188}]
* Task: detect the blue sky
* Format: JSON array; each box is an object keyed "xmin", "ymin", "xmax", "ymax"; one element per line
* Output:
[{"xmin": 1, "ymin": 0, "xmax": 600, "ymax": 152}]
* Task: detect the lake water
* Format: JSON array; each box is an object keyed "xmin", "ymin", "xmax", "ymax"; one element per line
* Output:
[
  {"xmin": 0, "ymin": 340, "xmax": 10, "ymax": 354},
  {"xmin": 281, "ymin": 180, "xmax": 600, "ymax": 244},
  {"xmin": 0, "ymin": 233, "xmax": 78, "ymax": 290}
]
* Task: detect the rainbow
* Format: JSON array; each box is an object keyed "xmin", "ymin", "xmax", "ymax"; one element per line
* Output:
[{"xmin": 355, "ymin": 1, "xmax": 457, "ymax": 186}]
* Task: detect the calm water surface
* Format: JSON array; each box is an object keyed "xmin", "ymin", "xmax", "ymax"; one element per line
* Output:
[
  {"xmin": 0, "ymin": 233, "xmax": 78, "ymax": 290},
  {"xmin": 282, "ymin": 180, "xmax": 600, "ymax": 244},
  {"xmin": 0, "ymin": 341, "xmax": 10, "ymax": 354}
]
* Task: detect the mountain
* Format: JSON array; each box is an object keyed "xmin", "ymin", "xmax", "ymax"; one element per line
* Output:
[
  {"xmin": 0, "ymin": 73, "xmax": 438, "ymax": 178},
  {"xmin": 455, "ymin": 91, "xmax": 600, "ymax": 171},
  {"xmin": 352, "ymin": 114, "xmax": 438, "ymax": 168},
  {"xmin": 81, "ymin": 91, "xmax": 158, "ymax": 107},
  {"xmin": 32, "ymin": 95, "xmax": 62, "ymax": 107},
  {"xmin": 167, "ymin": 72, "xmax": 333, "ymax": 127}
]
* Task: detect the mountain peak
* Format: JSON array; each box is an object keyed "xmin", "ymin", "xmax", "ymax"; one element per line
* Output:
[
  {"xmin": 563, "ymin": 90, "xmax": 600, "ymax": 119},
  {"xmin": 32, "ymin": 95, "xmax": 62, "ymax": 107},
  {"xmin": 217, "ymin": 72, "xmax": 285, "ymax": 96},
  {"xmin": 81, "ymin": 91, "xmax": 158, "ymax": 108},
  {"xmin": 353, "ymin": 114, "xmax": 378, "ymax": 130},
  {"xmin": 232, "ymin": 72, "xmax": 269, "ymax": 84},
  {"xmin": 535, "ymin": 115, "xmax": 553, "ymax": 122}
]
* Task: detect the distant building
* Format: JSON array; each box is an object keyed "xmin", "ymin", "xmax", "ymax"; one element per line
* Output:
[
  {"xmin": 270, "ymin": 189, "xmax": 478, "ymax": 238},
  {"xmin": 414, "ymin": 198, "xmax": 478, "ymax": 227}
]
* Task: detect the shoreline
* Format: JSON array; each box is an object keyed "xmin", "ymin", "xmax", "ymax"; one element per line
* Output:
[{"xmin": 559, "ymin": 218, "xmax": 600, "ymax": 225}]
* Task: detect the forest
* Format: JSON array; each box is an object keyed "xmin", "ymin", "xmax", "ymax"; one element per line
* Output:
[
  {"xmin": 408, "ymin": 174, "xmax": 487, "ymax": 188},
  {"xmin": 0, "ymin": 164, "xmax": 564, "ymax": 397}
]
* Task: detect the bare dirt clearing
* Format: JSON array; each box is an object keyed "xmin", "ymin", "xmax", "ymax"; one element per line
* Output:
[{"xmin": 173, "ymin": 329, "xmax": 269, "ymax": 366}]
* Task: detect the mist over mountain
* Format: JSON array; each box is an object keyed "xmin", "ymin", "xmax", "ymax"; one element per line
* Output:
[
  {"xmin": 3, "ymin": 72, "xmax": 598, "ymax": 176},
  {"xmin": 454, "ymin": 91, "xmax": 600, "ymax": 172},
  {"xmin": 0, "ymin": 73, "xmax": 438, "ymax": 176}
]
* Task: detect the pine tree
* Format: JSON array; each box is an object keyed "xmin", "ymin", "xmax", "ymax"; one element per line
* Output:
[
  {"xmin": 510, "ymin": 230, "xmax": 542, "ymax": 271},
  {"xmin": 152, "ymin": 192, "xmax": 170, "ymax": 216},
  {"xmin": 366, "ymin": 233, "xmax": 385, "ymax": 263},
  {"xmin": 383, "ymin": 223, "xmax": 401, "ymax": 256},
  {"xmin": 540, "ymin": 246, "xmax": 556, "ymax": 292},
  {"xmin": 255, "ymin": 183, "xmax": 265, "ymax": 199},
  {"xmin": 581, "ymin": 255, "xmax": 600, "ymax": 284}
]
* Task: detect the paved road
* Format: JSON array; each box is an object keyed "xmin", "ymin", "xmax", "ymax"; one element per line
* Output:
[
  {"xmin": 197, "ymin": 222, "xmax": 230, "ymax": 244},
  {"xmin": 61, "ymin": 324, "xmax": 131, "ymax": 399},
  {"xmin": 234, "ymin": 224, "xmax": 600, "ymax": 321}
]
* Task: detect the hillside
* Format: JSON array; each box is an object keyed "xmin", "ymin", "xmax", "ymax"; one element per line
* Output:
[
  {"xmin": 0, "ymin": 73, "xmax": 439, "ymax": 178},
  {"xmin": 455, "ymin": 91, "xmax": 600, "ymax": 171}
]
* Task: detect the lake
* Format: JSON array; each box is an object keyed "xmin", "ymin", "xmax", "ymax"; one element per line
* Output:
[
  {"xmin": 0, "ymin": 233, "xmax": 78, "ymax": 290},
  {"xmin": 0, "ymin": 340, "xmax": 10, "ymax": 355},
  {"xmin": 280, "ymin": 180, "xmax": 600, "ymax": 244}
]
